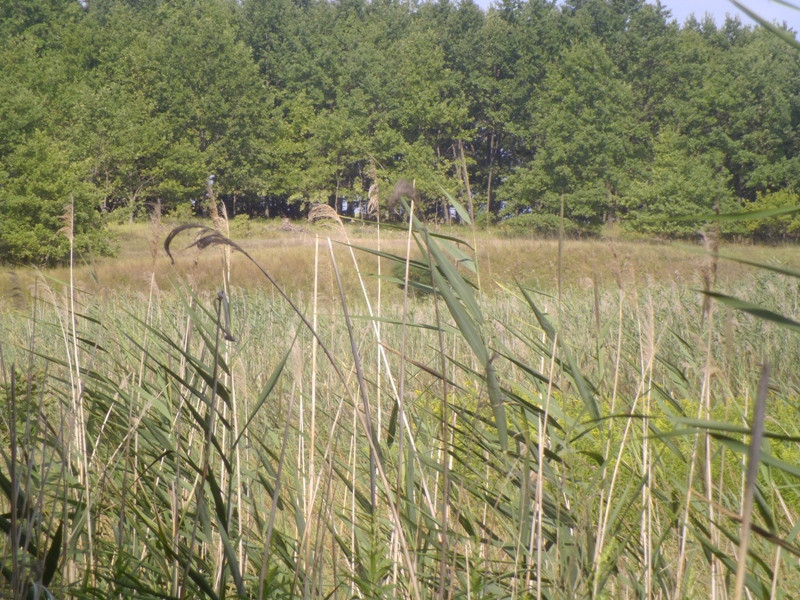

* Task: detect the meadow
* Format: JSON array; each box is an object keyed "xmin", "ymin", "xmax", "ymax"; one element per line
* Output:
[{"xmin": 2, "ymin": 214, "xmax": 800, "ymax": 599}]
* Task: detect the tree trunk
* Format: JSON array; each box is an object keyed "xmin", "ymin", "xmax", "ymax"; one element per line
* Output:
[
  {"xmin": 486, "ymin": 129, "xmax": 496, "ymax": 228},
  {"xmin": 459, "ymin": 139, "xmax": 474, "ymax": 223}
]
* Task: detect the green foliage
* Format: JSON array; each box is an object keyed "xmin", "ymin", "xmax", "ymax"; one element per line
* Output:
[
  {"xmin": 498, "ymin": 213, "xmax": 593, "ymax": 238},
  {"xmin": 2, "ymin": 0, "xmax": 800, "ymax": 261},
  {"xmin": 625, "ymin": 128, "xmax": 740, "ymax": 236},
  {"xmin": 228, "ymin": 213, "xmax": 253, "ymax": 236},
  {"xmin": 500, "ymin": 38, "xmax": 645, "ymax": 223},
  {"xmin": 390, "ymin": 260, "xmax": 434, "ymax": 297},
  {"xmin": 0, "ymin": 132, "xmax": 112, "ymax": 265},
  {"xmin": 743, "ymin": 190, "xmax": 800, "ymax": 241}
]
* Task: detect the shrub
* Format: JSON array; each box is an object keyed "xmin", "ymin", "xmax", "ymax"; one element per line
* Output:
[
  {"xmin": 498, "ymin": 213, "xmax": 595, "ymax": 238},
  {"xmin": 743, "ymin": 190, "xmax": 800, "ymax": 242},
  {"xmin": 229, "ymin": 213, "xmax": 252, "ymax": 236},
  {"xmin": 167, "ymin": 201, "xmax": 196, "ymax": 223}
]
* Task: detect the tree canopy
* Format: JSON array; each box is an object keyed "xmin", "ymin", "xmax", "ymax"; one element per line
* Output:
[{"xmin": 2, "ymin": 0, "xmax": 799, "ymax": 263}]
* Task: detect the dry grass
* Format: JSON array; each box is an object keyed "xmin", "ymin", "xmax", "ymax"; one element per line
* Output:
[{"xmin": 2, "ymin": 220, "xmax": 796, "ymax": 306}]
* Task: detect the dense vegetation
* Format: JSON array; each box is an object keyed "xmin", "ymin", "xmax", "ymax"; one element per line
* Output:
[
  {"xmin": 3, "ymin": 214, "xmax": 800, "ymax": 599},
  {"xmin": 2, "ymin": 0, "xmax": 800, "ymax": 264},
  {"xmin": 4, "ymin": 2, "xmax": 800, "ymax": 597}
]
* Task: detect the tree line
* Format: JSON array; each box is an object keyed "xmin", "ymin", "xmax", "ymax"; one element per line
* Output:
[{"xmin": 2, "ymin": 0, "xmax": 800, "ymax": 264}]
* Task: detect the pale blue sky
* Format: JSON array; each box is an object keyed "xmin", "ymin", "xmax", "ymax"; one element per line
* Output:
[
  {"xmin": 472, "ymin": 1, "xmax": 800, "ymax": 32},
  {"xmin": 658, "ymin": 0, "xmax": 799, "ymax": 30}
]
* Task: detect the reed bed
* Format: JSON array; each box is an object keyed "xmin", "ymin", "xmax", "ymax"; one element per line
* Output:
[{"xmin": 2, "ymin": 215, "xmax": 800, "ymax": 599}]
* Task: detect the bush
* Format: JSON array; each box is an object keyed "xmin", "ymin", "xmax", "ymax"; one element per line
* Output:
[
  {"xmin": 498, "ymin": 213, "xmax": 595, "ymax": 238},
  {"xmin": 743, "ymin": 190, "xmax": 800, "ymax": 242},
  {"xmin": 167, "ymin": 202, "xmax": 196, "ymax": 223},
  {"xmin": 224, "ymin": 213, "xmax": 254, "ymax": 237}
]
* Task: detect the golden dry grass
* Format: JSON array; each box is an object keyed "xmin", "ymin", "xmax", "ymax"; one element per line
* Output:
[{"xmin": 1, "ymin": 219, "xmax": 798, "ymax": 306}]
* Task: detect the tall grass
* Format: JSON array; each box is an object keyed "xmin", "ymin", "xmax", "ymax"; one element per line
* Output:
[{"xmin": 2, "ymin": 211, "xmax": 800, "ymax": 599}]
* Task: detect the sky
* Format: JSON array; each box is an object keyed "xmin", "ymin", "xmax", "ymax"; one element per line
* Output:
[
  {"xmin": 472, "ymin": 1, "xmax": 800, "ymax": 32},
  {"xmin": 660, "ymin": 0, "xmax": 800, "ymax": 30}
]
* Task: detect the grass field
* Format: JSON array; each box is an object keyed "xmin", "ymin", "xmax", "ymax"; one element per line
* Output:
[
  {"xmin": 2, "ymin": 216, "xmax": 800, "ymax": 599},
  {"xmin": 3, "ymin": 219, "xmax": 796, "ymax": 300}
]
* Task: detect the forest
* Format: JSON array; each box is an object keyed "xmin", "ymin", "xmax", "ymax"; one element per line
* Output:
[{"xmin": 1, "ymin": 0, "xmax": 799, "ymax": 264}]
